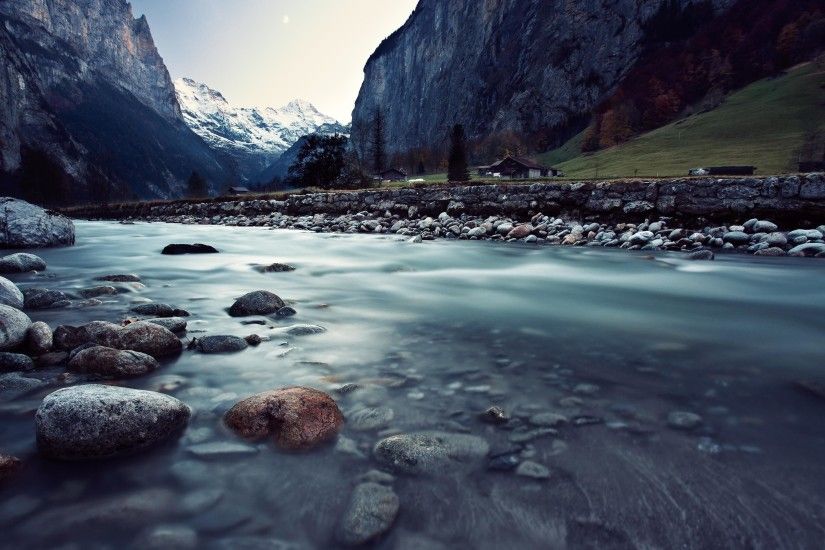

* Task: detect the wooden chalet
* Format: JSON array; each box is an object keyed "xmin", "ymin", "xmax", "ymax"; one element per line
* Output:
[{"xmin": 477, "ymin": 155, "xmax": 559, "ymax": 179}]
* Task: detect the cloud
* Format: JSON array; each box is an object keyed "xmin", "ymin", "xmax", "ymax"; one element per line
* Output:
[{"xmin": 282, "ymin": 15, "xmax": 290, "ymax": 24}]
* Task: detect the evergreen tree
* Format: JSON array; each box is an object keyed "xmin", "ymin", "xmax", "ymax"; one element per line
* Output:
[
  {"xmin": 186, "ymin": 170, "xmax": 208, "ymax": 198},
  {"xmin": 417, "ymin": 158, "xmax": 426, "ymax": 175},
  {"xmin": 287, "ymin": 134, "xmax": 349, "ymax": 189},
  {"xmin": 369, "ymin": 108, "xmax": 386, "ymax": 174},
  {"xmin": 447, "ymin": 124, "xmax": 470, "ymax": 182}
]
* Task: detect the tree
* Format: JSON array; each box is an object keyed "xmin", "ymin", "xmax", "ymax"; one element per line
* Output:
[
  {"xmin": 287, "ymin": 134, "xmax": 348, "ymax": 189},
  {"xmin": 417, "ymin": 158, "xmax": 426, "ymax": 175},
  {"xmin": 447, "ymin": 124, "xmax": 471, "ymax": 182},
  {"xmin": 186, "ymin": 170, "xmax": 208, "ymax": 198},
  {"xmin": 368, "ymin": 108, "xmax": 386, "ymax": 174}
]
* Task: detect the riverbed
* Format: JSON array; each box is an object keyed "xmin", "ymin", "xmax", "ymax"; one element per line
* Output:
[{"xmin": 1, "ymin": 221, "xmax": 824, "ymax": 549}]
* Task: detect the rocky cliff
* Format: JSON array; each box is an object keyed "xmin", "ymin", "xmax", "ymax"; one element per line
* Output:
[
  {"xmin": 0, "ymin": 0, "xmax": 234, "ymax": 201},
  {"xmin": 351, "ymin": 0, "xmax": 734, "ymax": 161}
]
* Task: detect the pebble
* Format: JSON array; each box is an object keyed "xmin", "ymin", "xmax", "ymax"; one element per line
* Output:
[
  {"xmin": 515, "ymin": 460, "xmax": 551, "ymax": 479},
  {"xmin": 667, "ymin": 411, "xmax": 703, "ymax": 430},
  {"xmin": 195, "ymin": 335, "xmax": 249, "ymax": 354},
  {"xmin": 228, "ymin": 290, "xmax": 286, "ymax": 316}
]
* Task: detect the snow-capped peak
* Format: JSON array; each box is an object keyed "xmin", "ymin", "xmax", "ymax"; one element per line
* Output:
[{"xmin": 174, "ymin": 77, "xmax": 347, "ymax": 180}]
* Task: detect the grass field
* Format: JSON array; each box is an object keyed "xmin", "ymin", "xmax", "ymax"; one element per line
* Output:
[{"xmin": 536, "ymin": 62, "xmax": 825, "ymax": 178}]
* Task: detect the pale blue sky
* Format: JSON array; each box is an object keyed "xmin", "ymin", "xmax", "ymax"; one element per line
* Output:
[{"xmin": 128, "ymin": 0, "xmax": 417, "ymax": 121}]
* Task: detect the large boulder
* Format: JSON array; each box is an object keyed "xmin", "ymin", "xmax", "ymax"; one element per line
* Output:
[
  {"xmin": 68, "ymin": 346, "xmax": 159, "ymax": 378},
  {"xmin": 0, "ymin": 197, "xmax": 75, "ymax": 248},
  {"xmin": 0, "ymin": 304, "xmax": 32, "ymax": 350},
  {"xmin": 0, "ymin": 276, "xmax": 23, "ymax": 308},
  {"xmin": 53, "ymin": 321, "xmax": 121, "ymax": 350},
  {"xmin": 225, "ymin": 386, "xmax": 344, "ymax": 450},
  {"xmin": 228, "ymin": 291, "xmax": 285, "ymax": 317},
  {"xmin": 118, "ymin": 321, "xmax": 183, "ymax": 358},
  {"xmin": 0, "ymin": 253, "xmax": 47, "ymax": 273},
  {"xmin": 373, "ymin": 432, "xmax": 490, "ymax": 475},
  {"xmin": 36, "ymin": 385, "xmax": 190, "ymax": 460}
]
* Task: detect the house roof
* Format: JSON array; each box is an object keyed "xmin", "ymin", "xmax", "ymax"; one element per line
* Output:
[
  {"xmin": 228, "ymin": 186, "xmax": 250, "ymax": 192},
  {"xmin": 489, "ymin": 155, "xmax": 548, "ymax": 171},
  {"xmin": 379, "ymin": 168, "xmax": 407, "ymax": 176}
]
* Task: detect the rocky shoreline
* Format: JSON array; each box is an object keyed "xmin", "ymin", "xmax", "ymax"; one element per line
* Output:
[{"xmin": 66, "ymin": 175, "xmax": 825, "ymax": 258}]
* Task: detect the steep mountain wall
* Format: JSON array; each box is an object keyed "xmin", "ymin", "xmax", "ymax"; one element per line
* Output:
[
  {"xmin": 0, "ymin": 0, "xmax": 234, "ymax": 200},
  {"xmin": 351, "ymin": 0, "xmax": 734, "ymax": 161}
]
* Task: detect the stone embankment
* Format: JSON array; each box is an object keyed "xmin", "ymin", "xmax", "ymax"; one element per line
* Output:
[{"xmin": 64, "ymin": 175, "xmax": 825, "ymax": 257}]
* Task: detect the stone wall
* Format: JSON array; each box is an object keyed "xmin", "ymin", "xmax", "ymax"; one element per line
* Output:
[{"xmin": 65, "ymin": 174, "xmax": 825, "ymax": 225}]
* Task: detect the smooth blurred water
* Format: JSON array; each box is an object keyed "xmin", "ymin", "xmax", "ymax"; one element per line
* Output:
[{"xmin": 1, "ymin": 221, "xmax": 824, "ymax": 549}]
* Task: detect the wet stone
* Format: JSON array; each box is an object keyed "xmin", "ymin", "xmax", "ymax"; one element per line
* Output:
[
  {"xmin": 130, "ymin": 303, "xmax": 190, "ymax": 317},
  {"xmin": 0, "ymin": 454, "xmax": 21, "ymax": 482},
  {"xmin": 336, "ymin": 482, "xmax": 400, "ymax": 546},
  {"xmin": 488, "ymin": 454, "xmax": 520, "ymax": 471},
  {"xmin": 256, "ymin": 262, "xmax": 296, "ymax": 273},
  {"xmin": 373, "ymin": 431, "xmax": 490, "ymax": 475},
  {"xmin": 0, "ymin": 352, "xmax": 35, "ymax": 372},
  {"xmin": 36, "ymin": 384, "xmax": 191, "ymax": 460},
  {"xmin": 67, "ymin": 346, "xmax": 159, "ymax": 378},
  {"xmin": 23, "ymin": 288, "xmax": 71, "ymax": 310},
  {"xmin": 78, "ymin": 286, "xmax": 118, "ymax": 298},
  {"xmin": 146, "ymin": 317, "xmax": 188, "ymax": 333},
  {"xmin": 348, "ymin": 406, "xmax": 395, "ymax": 431},
  {"xmin": 0, "ymin": 253, "xmax": 46, "ymax": 274},
  {"xmin": 667, "ymin": 411, "xmax": 703, "ymax": 430},
  {"xmin": 515, "ymin": 460, "xmax": 551, "ymax": 479},
  {"xmin": 479, "ymin": 405, "xmax": 510, "ymax": 424},
  {"xmin": 0, "ymin": 276, "xmax": 24, "ymax": 309},
  {"xmin": 94, "ymin": 274, "xmax": 141, "ymax": 283},
  {"xmin": 161, "ymin": 243, "xmax": 219, "ymax": 255},
  {"xmin": 228, "ymin": 290, "xmax": 285, "ymax": 317},
  {"xmin": 277, "ymin": 306, "xmax": 297, "ymax": 317},
  {"xmin": 195, "ymin": 335, "xmax": 248, "ymax": 354}
]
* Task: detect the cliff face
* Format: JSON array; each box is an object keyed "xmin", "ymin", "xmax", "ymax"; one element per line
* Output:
[
  {"xmin": 351, "ymin": 0, "xmax": 733, "ymax": 160},
  {"xmin": 0, "ymin": 0, "xmax": 234, "ymax": 200}
]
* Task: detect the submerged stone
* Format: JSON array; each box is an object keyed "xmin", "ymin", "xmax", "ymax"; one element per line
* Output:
[
  {"xmin": 337, "ymin": 482, "xmax": 399, "ymax": 546},
  {"xmin": 373, "ymin": 431, "xmax": 489, "ymax": 475}
]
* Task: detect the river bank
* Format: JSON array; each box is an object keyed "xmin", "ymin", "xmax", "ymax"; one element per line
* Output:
[{"xmin": 65, "ymin": 175, "xmax": 825, "ymax": 258}]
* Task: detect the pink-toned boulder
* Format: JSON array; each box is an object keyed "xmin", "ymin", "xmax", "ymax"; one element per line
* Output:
[
  {"xmin": 507, "ymin": 224, "xmax": 533, "ymax": 239},
  {"xmin": 225, "ymin": 387, "xmax": 344, "ymax": 451}
]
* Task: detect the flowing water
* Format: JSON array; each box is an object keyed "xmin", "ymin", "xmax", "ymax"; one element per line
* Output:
[{"xmin": 1, "ymin": 221, "xmax": 825, "ymax": 549}]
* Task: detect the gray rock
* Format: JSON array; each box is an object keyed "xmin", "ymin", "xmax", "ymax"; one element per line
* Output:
[
  {"xmin": 78, "ymin": 286, "xmax": 118, "ymax": 298},
  {"xmin": 276, "ymin": 306, "xmax": 297, "ymax": 317},
  {"xmin": 788, "ymin": 243, "xmax": 825, "ymax": 257},
  {"xmin": 255, "ymin": 262, "xmax": 296, "ymax": 273},
  {"xmin": 722, "ymin": 231, "xmax": 750, "ymax": 245},
  {"xmin": 0, "ymin": 198, "xmax": 74, "ymax": 248},
  {"xmin": 0, "ymin": 304, "xmax": 32, "ymax": 350},
  {"xmin": 0, "ymin": 352, "xmax": 34, "ymax": 372},
  {"xmin": 752, "ymin": 220, "xmax": 778, "ymax": 233},
  {"xmin": 0, "ymin": 253, "xmax": 47, "ymax": 273},
  {"xmin": 195, "ymin": 335, "xmax": 248, "ymax": 354},
  {"xmin": 68, "ymin": 346, "xmax": 159, "ymax": 378},
  {"xmin": 788, "ymin": 229, "xmax": 823, "ymax": 241},
  {"xmin": 23, "ymin": 288, "xmax": 71, "ymax": 310},
  {"xmin": 754, "ymin": 247, "xmax": 787, "ymax": 257},
  {"xmin": 765, "ymin": 232, "xmax": 788, "ymax": 247},
  {"xmin": 146, "ymin": 317, "xmax": 188, "ymax": 333},
  {"xmin": 0, "ymin": 372, "xmax": 46, "ymax": 400},
  {"xmin": 94, "ymin": 274, "xmax": 141, "ymax": 283},
  {"xmin": 36, "ymin": 385, "xmax": 190, "ymax": 460},
  {"xmin": 274, "ymin": 324, "xmax": 327, "ymax": 336},
  {"xmin": 348, "ymin": 406, "xmax": 395, "ymax": 431},
  {"xmin": 373, "ymin": 431, "xmax": 489, "ymax": 475},
  {"xmin": 0, "ymin": 276, "xmax": 23, "ymax": 309},
  {"xmin": 515, "ymin": 460, "xmax": 551, "ymax": 479},
  {"xmin": 228, "ymin": 290, "xmax": 285, "ymax": 317},
  {"xmin": 479, "ymin": 406, "xmax": 510, "ymax": 424},
  {"xmin": 667, "ymin": 411, "xmax": 703, "ymax": 430},
  {"xmin": 337, "ymin": 482, "xmax": 399, "ymax": 546},
  {"xmin": 118, "ymin": 321, "xmax": 183, "ymax": 358},
  {"xmin": 130, "ymin": 303, "xmax": 190, "ymax": 317},
  {"xmin": 53, "ymin": 321, "xmax": 121, "ymax": 351}
]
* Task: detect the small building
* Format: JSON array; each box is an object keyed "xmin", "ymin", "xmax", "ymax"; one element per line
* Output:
[
  {"xmin": 479, "ymin": 156, "xmax": 558, "ymax": 179},
  {"xmin": 374, "ymin": 168, "xmax": 408, "ymax": 182},
  {"xmin": 227, "ymin": 186, "xmax": 250, "ymax": 195},
  {"xmin": 689, "ymin": 166, "xmax": 756, "ymax": 176}
]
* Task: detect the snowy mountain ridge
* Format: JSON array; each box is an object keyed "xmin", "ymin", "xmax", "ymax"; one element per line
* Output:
[{"xmin": 175, "ymin": 78, "xmax": 347, "ymax": 181}]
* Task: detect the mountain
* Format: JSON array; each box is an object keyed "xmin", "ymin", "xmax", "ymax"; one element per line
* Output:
[
  {"xmin": 175, "ymin": 78, "xmax": 349, "ymax": 182},
  {"xmin": 350, "ymin": 0, "xmax": 738, "ymax": 163},
  {"xmin": 0, "ymin": 0, "xmax": 235, "ymax": 202}
]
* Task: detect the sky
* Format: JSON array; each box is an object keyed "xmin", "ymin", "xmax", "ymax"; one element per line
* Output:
[{"xmin": 128, "ymin": 0, "xmax": 418, "ymax": 122}]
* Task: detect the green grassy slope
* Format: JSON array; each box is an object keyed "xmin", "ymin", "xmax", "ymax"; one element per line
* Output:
[{"xmin": 538, "ymin": 63, "xmax": 825, "ymax": 178}]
